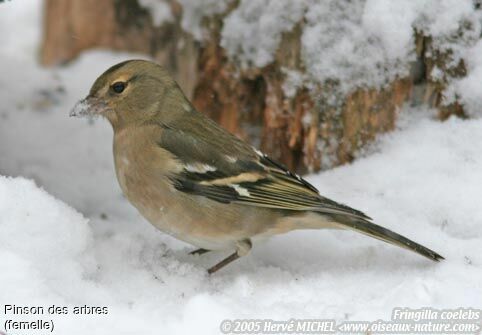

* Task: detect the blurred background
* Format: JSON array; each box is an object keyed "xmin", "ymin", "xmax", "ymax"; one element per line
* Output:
[{"xmin": 7, "ymin": 0, "xmax": 482, "ymax": 174}]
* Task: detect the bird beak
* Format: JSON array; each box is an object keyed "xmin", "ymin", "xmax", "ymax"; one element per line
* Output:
[{"xmin": 70, "ymin": 96, "xmax": 111, "ymax": 118}]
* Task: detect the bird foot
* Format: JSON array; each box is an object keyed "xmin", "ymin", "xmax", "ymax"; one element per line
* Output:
[{"xmin": 189, "ymin": 248, "xmax": 211, "ymax": 256}]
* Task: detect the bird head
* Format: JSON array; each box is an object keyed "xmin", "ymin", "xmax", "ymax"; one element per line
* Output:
[{"xmin": 70, "ymin": 60, "xmax": 186, "ymax": 129}]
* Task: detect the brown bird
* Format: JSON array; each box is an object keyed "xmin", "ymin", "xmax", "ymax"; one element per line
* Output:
[{"xmin": 71, "ymin": 60, "xmax": 443, "ymax": 274}]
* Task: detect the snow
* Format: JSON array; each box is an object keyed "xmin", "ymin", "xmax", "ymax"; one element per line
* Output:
[
  {"xmin": 302, "ymin": 0, "xmax": 482, "ymax": 96},
  {"xmin": 452, "ymin": 39, "xmax": 482, "ymax": 116},
  {"xmin": 0, "ymin": 177, "xmax": 94, "ymax": 301},
  {"xmin": 0, "ymin": 0, "xmax": 41, "ymax": 61},
  {"xmin": 0, "ymin": 1, "xmax": 481, "ymax": 335},
  {"xmin": 281, "ymin": 68, "xmax": 308, "ymax": 99},
  {"xmin": 302, "ymin": 0, "xmax": 414, "ymax": 95},
  {"xmin": 420, "ymin": 0, "xmax": 477, "ymax": 38},
  {"xmin": 138, "ymin": 0, "xmax": 173, "ymax": 27},
  {"xmin": 177, "ymin": 0, "xmax": 232, "ymax": 40},
  {"xmin": 221, "ymin": 0, "xmax": 305, "ymax": 68}
]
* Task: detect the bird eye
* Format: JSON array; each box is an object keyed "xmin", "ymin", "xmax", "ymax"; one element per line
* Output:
[{"xmin": 112, "ymin": 81, "xmax": 126, "ymax": 94}]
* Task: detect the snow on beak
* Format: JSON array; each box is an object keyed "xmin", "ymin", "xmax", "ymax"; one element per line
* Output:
[{"xmin": 70, "ymin": 96, "xmax": 111, "ymax": 118}]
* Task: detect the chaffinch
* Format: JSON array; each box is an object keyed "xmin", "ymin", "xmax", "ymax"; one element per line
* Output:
[{"xmin": 71, "ymin": 60, "xmax": 443, "ymax": 274}]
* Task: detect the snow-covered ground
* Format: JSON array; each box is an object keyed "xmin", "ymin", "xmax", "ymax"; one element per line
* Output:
[{"xmin": 0, "ymin": 1, "xmax": 481, "ymax": 335}]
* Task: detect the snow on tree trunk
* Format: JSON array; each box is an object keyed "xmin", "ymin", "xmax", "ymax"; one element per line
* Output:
[{"xmin": 41, "ymin": 0, "xmax": 481, "ymax": 173}]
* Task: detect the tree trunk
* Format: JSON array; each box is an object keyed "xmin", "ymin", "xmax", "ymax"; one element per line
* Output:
[{"xmin": 41, "ymin": 0, "xmax": 468, "ymax": 173}]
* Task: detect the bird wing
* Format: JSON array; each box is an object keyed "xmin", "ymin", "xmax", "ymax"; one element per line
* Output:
[{"xmin": 157, "ymin": 114, "xmax": 371, "ymax": 220}]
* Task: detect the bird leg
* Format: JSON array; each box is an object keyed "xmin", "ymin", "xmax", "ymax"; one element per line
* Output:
[
  {"xmin": 208, "ymin": 239, "xmax": 252, "ymax": 274},
  {"xmin": 208, "ymin": 252, "xmax": 239, "ymax": 274},
  {"xmin": 189, "ymin": 248, "xmax": 211, "ymax": 255}
]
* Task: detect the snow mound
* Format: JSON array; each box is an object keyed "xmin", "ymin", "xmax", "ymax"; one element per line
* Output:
[{"xmin": 0, "ymin": 177, "xmax": 94, "ymax": 303}]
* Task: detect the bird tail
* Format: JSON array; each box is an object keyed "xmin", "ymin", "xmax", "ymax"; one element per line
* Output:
[{"xmin": 329, "ymin": 214, "xmax": 444, "ymax": 262}]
